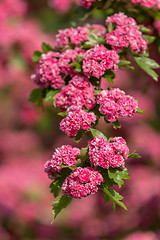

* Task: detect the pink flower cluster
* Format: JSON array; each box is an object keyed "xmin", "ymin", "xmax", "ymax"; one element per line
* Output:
[
  {"xmin": 56, "ymin": 26, "xmax": 89, "ymax": 48},
  {"xmin": 86, "ymin": 24, "xmax": 106, "ymax": 37},
  {"xmin": 62, "ymin": 167, "xmax": 104, "ymax": 198},
  {"xmin": 55, "ymin": 74, "xmax": 96, "ymax": 111},
  {"xmin": 124, "ymin": 231, "xmax": 159, "ymax": 240},
  {"xmin": 154, "ymin": 20, "xmax": 160, "ymax": 35},
  {"xmin": 44, "ymin": 145, "xmax": 80, "ymax": 179},
  {"xmin": 82, "ymin": 44, "xmax": 119, "ymax": 78},
  {"xmin": 106, "ymin": 12, "xmax": 148, "ymax": 53},
  {"xmin": 32, "ymin": 51, "xmax": 64, "ymax": 89},
  {"xmin": 80, "ymin": 0, "xmax": 96, "ymax": 8},
  {"xmin": 97, "ymin": 88, "xmax": 138, "ymax": 122},
  {"xmin": 131, "ymin": 0, "xmax": 160, "ymax": 9},
  {"xmin": 0, "ymin": 0, "xmax": 27, "ymax": 21},
  {"xmin": 89, "ymin": 137, "xmax": 129, "ymax": 169},
  {"xmin": 49, "ymin": 0, "xmax": 78, "ymax": 13},
  {"xmin": 60, "ymin": 105, "xmax": 96, "ymax": 136},
  {"xmin": 58, "ymin": 47, "xmax": 84, "ymax": 76}
]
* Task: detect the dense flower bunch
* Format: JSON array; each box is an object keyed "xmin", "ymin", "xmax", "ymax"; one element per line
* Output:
[
  {"xmin": 45, "ymin": 145, "xmax": 80, "ymax": 179},
  {"xmin": 62, "ymin": 167, "xmax": 104, "ymax": 198},
  {"xmin": 30, "ymin": 2, "xmax": 160, "ymax": 220},
  {"xmin": 60, "ymin": 105, "xmax": 96, "ymax": 136},
  {"xmin": 82, "ymin": 44, "xmax": 119, "ymax": 78},
  {"xmin": 32, "ymin": 51, "xmax": 64, "ymax": 89},
  {"xmin": 97, "ymin": 88, "xmax": 138, "ymax": 122},
  {"xmin": 106, "ymin": 12, "xmax": 148, "ymax": 53},
  {"xmin": 131, "ymin": 0, "xmax": 160, "ymax": 9},
  {"xmin": 56, "ymin": 74, "xmax": 96, "ymax": 111},
  {"xmin": 89, "ymin": 137, "xmax": 129, "ymax": 169}
]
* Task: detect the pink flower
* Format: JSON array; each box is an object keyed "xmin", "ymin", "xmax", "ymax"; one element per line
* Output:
[
  {"xmin": 82, "ymin": 44, "xmax": 119, "ymax": 78},
  {"xmin": 59, "ymin": 47, "xmax": 85, "ymax": 76},
  {"xmin": 124, "ymin": 231, "xmax": 159, "ymax": 240},
  {"xmin": 89, "ymin": 136, "xmax": 129, "ymax": 169},
  {"xmin": 60, "ymin": 105, "xmax": 96, "ymax": 137},
  {"xmin": 32, "ymin": 51, "xmax": 64, "ymax": 89},
  {"xmin": 106, "ymin": 12, "xmax": 148, "ymax": 54},
  {"xmin": 56, "ymin": 26, "xmax": 89, "ymax": 48},
  {"xmin": 97, "ymin": 88, "xmax": 138, "ymax": 122},
  {"xmin": 131, "ymin": 0, "xmax": 159, "ymax": 9},
  {"xmin": 80, "ymin": 0, "xmax": 96, "ymax": 8},
  {"xmin": 44, "ymin": 145, "xmax": 80, "ymax": 179},
  {"xmin": 55, "ymin": 74, "xmax": 96, "ymax": 111},
  {"xmin": 62, "ymin": 167, "xmax": 104, "ymax": 198}
]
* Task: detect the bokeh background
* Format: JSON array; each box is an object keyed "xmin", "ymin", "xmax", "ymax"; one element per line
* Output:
[{"xmin": 0, "ymin": 0, "xmax": 160, "ymax": 239}]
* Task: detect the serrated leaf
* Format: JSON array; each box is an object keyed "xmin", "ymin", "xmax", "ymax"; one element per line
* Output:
[
  {"xmin": 29, "ymin": 88, "xmax": 44, "ymax": 107},
  {"xmin": 108, "ymin": 168, "xmax": 130, "ymax": 188},
  {"xmin": 90, "ymin": 128, "xmax": 107, "ymax": 140},
  {"xmin": 104, "ymin": 192, "xmax": 110, "ymax": 202},
  {"xmin": 75, "ymin": 129, "xmax": 86, "ymax": 143},
  {"xmin": 142, "ymin": 35, "xmax": 156, "ymax": 44},
  {"xmin": 139, "ymin": 25, "xmax": 150, "ymax": 33},
  {"xmin": 128, "ymin": 152, "xmax": 141, "ymax": 159},
  {"xmin": 42, "ymin": 42, "xmax": 54, "ymax": 53},
  {"xmin": 57, "ymin": 112, "xmax": 67, "ymax": 117},
  {"xmin": 50, "ymin": 178, "xmax": 62, "ymax": 198},
  {"xmin": 112, "ymin": 120, "xmax": 121, "ymax": 129},
  {"xmin": 51, "ymin": 195, "xmax": 72, "ymax": 222},
  {"xmin": 134, "ymin": 56, "xmax": 159, "ymax": 81},
  {"xmin": 136, "ymin": 107, "xmax": 145, "ymax": 114},
  {"xmin": 103, "ymin": 70, "xmax": 115, "ymax": 84},
  {"xmin": 32, "ymin": 51, "xmax": 42, "ymax": 63},
  {"xmin": 118, "ymin": 60, "xmax": 134, "ymax": 70},
  {"xmin": 102, "ymin": 187, "xmax": 127, "ymax": 210},
  {"xmin": 45, "ymin": 90, "xmax": 60, "ymax": 103}
]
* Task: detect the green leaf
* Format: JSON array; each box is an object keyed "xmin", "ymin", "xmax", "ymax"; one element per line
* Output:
[
  {"xmin": 112, "ymin": 120, "xmax": 121, "ymax": 129},
  {"xmin": 78, "ymin": 147, "xmax": 89, "ymax": 160},
  {"xmin": 118, "ymin": 60, "xmax": 134, "ymax": 70},
  {"xmin": 29, "ymin": 88, "xmax": 44, "ymax": 107},
  {"xmin": 98, "ymin": 168, "xmax": 115, "ymax": 188},
  {"xmin": 90, "ymin": 128, "xmax": 107, "ymax": 140},
  {"xmin": 51, "ymin": 195, "xmax": 72, "ymax": 222},
  {"xmin": 75, "ymin": 129, "xmax": 86, "ymax": 143},
  {"xmin": 108, "ymin": 168, "xmax": 130, "ymax": 188},
  {"xmin": 136, "ymin": 107, "xmax": 145, "ymax": 114},
  {"xmin": 50, "ymin": 178, "xmax": 63, "ymax": 198},
  {"xmin": 45, "ymin": 89, "xmax": 60, "ymax": 103},
  {"xmin": 42, "ymin": 42, "xmax": 54, "ymax": 53},
  {"xmin": 104, "ymin": 192, "xmax": 110, "ymax": 202},
  {"xmin": 128, "ymin": 152, "xmax": 141, "ymax": 159},
  {"xmin": 57, "ymin": 112, "xmax": 67, "ymax": 117},
  {"xmin": 103, "ymin": 70, "xmax": 115, "ymax": 84},
  {"xmin": 32, "ymin": 51, "xmax": 42, "ymax": 63},
  {"xmin": 102, "ymin": 187, "xmax": 127, "ymax": 210},
  {"xmin": 139, "ymin": 25, "xmax": 150, "ymax": 33},
  {"xmin": 108, "ymin": 22, "xmax": 113, "ymax": 33},
  {"xmin": 76, "ymin": 55, "xmax": 83, "ymax": 63},
  {"xmin": 142, "ymin": 35, "xmax": 156, "ymax": 44},
  {"xmin": 83, "ymin": 32, "xmax": 105, "ymax": 48},
  {"xmin": 134, "ymin": 56, "xmax": 159, "ymax": 81}
]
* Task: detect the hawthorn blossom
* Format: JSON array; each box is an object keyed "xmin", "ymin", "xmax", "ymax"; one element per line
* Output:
[
  {"xmin": 131, "ymin": 0, "xmax": 160, "ymax": 9},
  {"xmin": 62, "ymin": 167, "xmax": 104, "ymax": 198},
  {"xmin": 97, "ymin": 88, "xmax": 138, "ymax": 122},
  {"xmin": 89, "ymin": 136, "xmax": 129, "ymax": 169},
  {"xmin": 82, "ymin": 44, "xmax": 119, "ymax": 78},
  {"xmin": 44, "ymin": 145, "xmax": 80, "ymax": 179},
  {"xmin": 56, "ymin": 26, "xmax": 89, "ymax": 48},
  {"xmin": 55, "ymin": 74, "xmax": 96, "ymax": 111},
  {"xmin": 32, "ymin": 51, "xmax": 64, "ymax": 89},
  {"xmin": 58, "ymin": 47, "xmax": 85, "ymax": 76},
  {"xmin": 106, "ymin": 12, "xmax": 148, "ymax": 54},
  {"xmin": 60, "ymin": 105, "xmax": 96, "ymax": 137}
]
